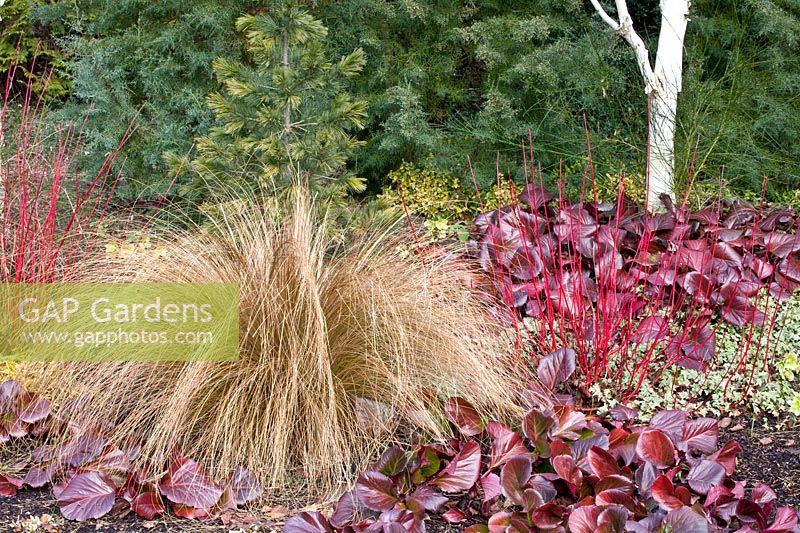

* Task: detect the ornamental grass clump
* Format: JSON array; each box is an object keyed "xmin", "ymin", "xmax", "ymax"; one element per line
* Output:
[{"xmin": 27, "ymin": 191, "xmax": 525, "ymax": 494}]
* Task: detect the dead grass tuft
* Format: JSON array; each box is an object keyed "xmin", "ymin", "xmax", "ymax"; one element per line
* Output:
[{"xmin": 23, "ymin": 191, "xmax": 532, "ymax": 494}]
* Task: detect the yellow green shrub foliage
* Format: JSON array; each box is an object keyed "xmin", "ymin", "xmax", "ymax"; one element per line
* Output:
[
  {"xmin": 595, "ymin": 172, "xmax": 647, "ymax": 205},
  {"xmin": 379, "ymin": 162, "xmax": 471, "ymax": 220},
  {"xmin": 481, "ymin": 178, "xmax": 522, "ymax": 211}
]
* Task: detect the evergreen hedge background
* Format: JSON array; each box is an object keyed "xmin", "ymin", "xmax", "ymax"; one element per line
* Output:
[{"xmin": 2, "ymin": 0, "xmax": 798, "ymax": 204}]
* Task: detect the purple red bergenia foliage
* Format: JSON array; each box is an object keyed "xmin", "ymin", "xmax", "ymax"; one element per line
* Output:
[
  {"xmin": 0, "ymin": 380, "xmax": 262, "ymax": 522},
  {"xmin": 285, "ymin": 352, "xmax": 798, "ymax": 533},
  {"xmin": 0, "ymin": 60, "xmax": 130, "ymax": 283},
  {"xmin": 466, "ymin": 169, "xmax": 800, "ymax": 401}
]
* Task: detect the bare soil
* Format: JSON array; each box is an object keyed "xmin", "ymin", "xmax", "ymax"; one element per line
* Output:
[{"xmin": 719, "ymin": 416, "xmax": 800, "ymax": 508}]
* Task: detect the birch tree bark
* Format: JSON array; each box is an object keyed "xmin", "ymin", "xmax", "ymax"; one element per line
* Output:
[{"xmin": 589, "ymin": 0, "xmax": 691, "ymax": 210}]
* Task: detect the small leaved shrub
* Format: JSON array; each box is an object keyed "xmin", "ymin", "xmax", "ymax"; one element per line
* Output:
[
  {"xmin": 286, "ymin": 350, "xmax": 798, "ymax": 532},
  {"xmin": 0, "ymin": 0, "xmax": 68, "ymax": 99},
  {"xmin": 596, "ymin": 171, "xmax": 647, "ymax": 206},
  {"xmin": 481, "ymin": 177, "xmax": 523, "ymax": 212},
  {"xmin": 379, "ymin": 162, "xmax": 471, "ymax": 220}
]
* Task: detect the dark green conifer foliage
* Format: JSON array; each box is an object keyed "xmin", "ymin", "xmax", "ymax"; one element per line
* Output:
[
  {"xmin": 317, "ymin": 0, "xmax": 652, "ymax": 191},
  {"xmin": 29, "ymin": 0, "xmax": 800, "ymax": 202},
  {"xmin": 0, "ymin": 0, "xmax": 67, "ymax": 98},
  {"xmin": 33, "ymin": 0, "xmax": 260, "ymax": 198},
  {"xmin": 180, "ymin": 3, "xmax": 367, "ymax": 202}
]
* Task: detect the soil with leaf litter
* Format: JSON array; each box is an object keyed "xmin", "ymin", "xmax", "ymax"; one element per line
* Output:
[
  {"xmin": 0, "ymin": 487, "xmax": 286, "ymax": 531},
  {"xmin": 0, "ymin": 487, "xmax": 469, "ymax": 533},
  {"xmin": 719, "ymin": 416, "xmax": 800, "ymax": 508}
]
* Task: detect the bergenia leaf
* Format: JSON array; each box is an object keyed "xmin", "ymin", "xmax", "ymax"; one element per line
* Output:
[
  {"xmin": 633, "ymin": 316, "xmax": 669, "ymax": 344},
  {"xmin": 550, "ymin": 406, "xmax": 586, "ymax": 440},
  {"xmin": 284, "ymin": 512, "xmax": 335, "ymax": 533},
  {"xmin": 520, "ymin": 184, "xmax": 554, "ymax": 210},
  {"xmin": 648, "ymin": 410, "xmax": 686, "ymax": 441},
  {"xmin": 355, "ymin": 471, "xmax": 398, "ymax": 511},
  {"xmin": 480, "ymin": 472, "xmax": 502, "ymax": 502},
  {"xmin": 595, "ymin": 475, "xmax": 634, "ymax": 495},
  {"xmin": 753, "ymin": 483, "xmax": 778, "ymax": 505},
  {"xmin": 537, "ymin": 348, "xmax": 576, "ymax": 389},
  {"xmin": 229, "ymin": 466, "xmax": 262, "ymax": 506},
  {"xmin": 736, "ymin": 499, "xmax": 767, "ymax": 528},
  {"xmin": 709, "ymin": 440, "xmax": 741, "ymax": 475},
  {"xmin": 662, "ymin": 507, "xmax": 710, "ymax": 532},
  {"xmin": 686, "ymin": 460, "xmax": 725, "ymax": 495},
  {"xmin": 376, "ymin": 508, "xmax": 422, "ymax": 531},
  {"xmin": 329, "ymin": 491, "xmax": 357, "ymax": 529},
  {"xmin": 568, "ymin": 505, "xmax": 601, "ymax": 533},
  {"xmin": 408, "ymin": 485, "xmax": 448, "ymax": 512},
  {"xmin": 158, "ymin": 457, "xmax": 222, "ymax": 509},
  {"xmin": 595, "ymin": 489, "xmax": 636, "ymax": 512},
  {"xmin": 651, "ymin": 475, "xmax": 685, "ymax": 511},
  {"xmin": 130, "ymin": 491, "xmax": 165, "ymax": 520},
  {"xmin": 765, "ymin": 507, "xmax": 798, "ymax": 532},
  {"xmin": 17, "ymin": 394, "xmax": 51, "ymax": 424},
  {"xmin": 522, "ymin": 409, "xmax": 554, "ymax": 443},
  {"xmin": 587, "ymin": 446, "xmax": 621, "ymax": 479},
  {"xmin": 56, "ymin": 471, "xmax": 117, "ymax": 522},
  {"xmin": 681, "ymin": 418, "xmax": 719, "ymax": 453},
  {"xmin": 530, "ymin": 502, "xmax": 565, "ymax": 528},
  {"xmin": 597, "ymin": 504, "xmax": 628, "ymax": 532},
  {"xmin": 636, "ymin": 430, "xmax": 676, "ymax": 468},
  {"xmin": 763, "ymin": 232, "xmax": 800, "ymax": 258},
  {"xmin": 500, "ymin": 454, "xmax": 532, "ymax": 507},
  {"xmin": 0, "ymin": 380, "xmax": 22, "ymax": 412},
  {"xmin": 432, "ymin": 440, "xmax": 481, "ymax": 493},
  {"xmin": 374, "ymin": 446, "xmax": 408, "ymax": 477},
  {"xmin": 172, "ymin": 504, "xmax": 210, "ymax": 519},
  {"xmin": 487, "ymin": 421, "xmax": 528, "ymax": 469},
  {"xmin": 551, "ymin": 454, "xmax": 583, "ymax": 486},
  {"xmin": 442, "ymin": 508, "xmax": 467, "ymax": 524},
  {"xmin": 23, "ymin": 464, "xmax": 57, "ymax": 488},
  {"xmin": 64, "ymin": 433, "xmax": 106, "ymax": 468},
  {"xmin": 0, "ymin": 475, "xmax": 22, "ymax": 497},
  {"xmin": 443, "ymin": 397, "xmax": 484, "ymax": 437},
  {"xmin": 609, "ymin": 404, "xmax": 638, "ymax": 422},
  {"xmin": 411, "ymin": 445, "xmax": 442, "ymax": 484}
]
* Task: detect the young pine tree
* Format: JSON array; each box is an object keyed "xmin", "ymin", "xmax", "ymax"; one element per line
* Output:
[{"xmin": 180, "ymin": 4, "xmax": 367, "ymax": 202}]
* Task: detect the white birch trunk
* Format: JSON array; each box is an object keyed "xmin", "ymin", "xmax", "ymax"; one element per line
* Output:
[
  {"xmin": 647, "ymin": 91, "xmax": 677, "ymax": 208},
  {"xmin": 589, "ymin": 0, "xmax": 691, "ymax": 211}
]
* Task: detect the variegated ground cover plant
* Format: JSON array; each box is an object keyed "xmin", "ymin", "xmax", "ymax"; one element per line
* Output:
[
  {"xmin": 0, "ymin": 380, "xmax": 262, "ymax": 522},
  {"xmin": 286, "ymin": 349, "xmax": 798, "ymax": 533}
]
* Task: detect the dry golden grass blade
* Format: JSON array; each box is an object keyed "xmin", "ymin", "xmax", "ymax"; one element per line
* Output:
[{"xmin": 22, "ymin": 189, "xmax": 539, "ymax": 495}]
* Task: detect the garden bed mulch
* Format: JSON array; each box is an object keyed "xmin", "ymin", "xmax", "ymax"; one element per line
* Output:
[
  {"xmin": 0, "ymin": 488, "xmax": 471, "ymax": 533},
  {"xmin": 719, "ymin": 416, "xmax": 800, "ymax": 508},
  {"xmin": 0, "ymin": 487, "xmax": 282, "ymax": 532}
]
